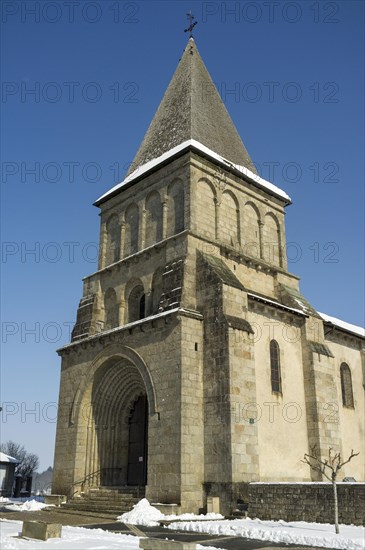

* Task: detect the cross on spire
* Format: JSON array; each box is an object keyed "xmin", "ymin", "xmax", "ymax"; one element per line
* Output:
[{"xmin": 184, "ymin": 11, "xmax": 198, "ymax": 38}]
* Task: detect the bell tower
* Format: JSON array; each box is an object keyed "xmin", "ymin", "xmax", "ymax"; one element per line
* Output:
[{"xmin": 52, "ymin": 37, "xmax": 364, "ymax": 516}]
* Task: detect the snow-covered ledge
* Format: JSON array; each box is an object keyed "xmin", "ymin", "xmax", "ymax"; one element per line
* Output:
[{"xmin": 95, "ymin": 139, "xmax": 292, "ymax": 206}]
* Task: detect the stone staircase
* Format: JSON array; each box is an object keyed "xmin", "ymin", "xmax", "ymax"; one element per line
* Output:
[{"xmin": 58, "ymin": 486, "xmax": 145, "ymax": 518}]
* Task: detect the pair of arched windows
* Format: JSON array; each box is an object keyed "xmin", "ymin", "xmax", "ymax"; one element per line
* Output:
[
  {"xmin": 103, "ymin": 286, "xmax": 145, "ymax": 331},
  {"xmin": 269, "ymin": 341, "xmax": 355, "ymax": 409},
  {"xmin": 104, "ymin": 270, "xmax": 164, "ymax": 330}
]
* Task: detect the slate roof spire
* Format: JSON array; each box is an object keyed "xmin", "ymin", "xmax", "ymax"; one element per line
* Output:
[{"xmin": 127, "ymin": 38, "xmax": 257, "ymax": 176}]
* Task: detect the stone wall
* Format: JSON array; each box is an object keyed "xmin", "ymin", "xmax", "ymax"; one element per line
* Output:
[
  {"xmin": 203, "ymin": 481, "xmax": 248, "ymax": 517},
  {"xmin": 248, "ymin": 483, "xmax": 365, "ymax": 526}
]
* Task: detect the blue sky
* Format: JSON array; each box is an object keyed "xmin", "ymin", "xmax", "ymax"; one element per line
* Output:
[{"xmin": 1, "ymin": 1, "xmax": 364, "ymax": 470}]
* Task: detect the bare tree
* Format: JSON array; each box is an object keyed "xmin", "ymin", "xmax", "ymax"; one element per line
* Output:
[
  {"xmin": 302, "ymin": 446, "xmax": 359, "ymax": 534},
  {"xmin": 0, "ymin": 441, "xmax": 39, "ymax": 477},
  {"xmin": 19, "ymin": 453, "xmax": 40, "ymax": 478}
]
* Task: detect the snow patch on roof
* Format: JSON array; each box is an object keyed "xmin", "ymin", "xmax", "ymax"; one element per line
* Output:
[
  {"xmin": 95, "ymin": 139, "xmax": 291, "ymax": 204},
  {"xmin": 319, "ymin": 312, "xmax": 365, "ymax": 338},
  {"xmin": 0, "ymin": 452, "xmax": 19, "ymax": 464},
  {"xmin": 248, "ymin": 292, "xmax": 306, "ymax": 316}
]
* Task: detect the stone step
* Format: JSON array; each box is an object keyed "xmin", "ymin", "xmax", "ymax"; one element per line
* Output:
[
  {"xmin": 85, "ymin": 493, "xmax": 141, "ymax": 499},
  {"xmin": 86, "ymin": 491, "xmax": 143, "ymax": 499},
  {"xmin": 62, "ymin": 487, "xmax": 142, "ymax": 516},
  {"xmin": 49, "ymin": 507, "xmax": 119, "ymax": 519},
  {"xmin": 89, "ymin": 486, "xmax": 144, "ymax": 494},
  {"xmin": 62, "ymin": 503, "xmax": 131, "ymax": 514},
  {"xmin": 228, "ymin": 510, "xmax": 248, "ymax": 519},
  {"xmin": 84, "ymin": 496, "xmax": 134, "ymax": 500},
  {"xmin": 81, "ymin": 498, "xmax": 139, "ymax": 507},
  {"xmin": 81, "ymin": 497, "xmax": 140, "ymax": 504},
  {"xmin": 61, "ymin": 486, "xmax": 144, "ymax": 517},
  {"xmin": 66, "ymin": 501, "xmax": 138, "ymax": 509}
]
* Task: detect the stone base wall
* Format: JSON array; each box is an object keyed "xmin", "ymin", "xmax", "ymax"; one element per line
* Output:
[
  {"xmin": 203, "ymin": 482, "xmax": 249, "ymax": 516},
  {"xmin": 248, "ymin": 483, "xmax": 365, "ymax": 526}
]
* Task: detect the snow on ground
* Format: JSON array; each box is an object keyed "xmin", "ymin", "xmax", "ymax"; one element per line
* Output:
[
  {"xmin": 118, "ymin": 498, "xmax": 164, "ymax": 525},
  {"xmin": 4, "ymin": 500, "xmax": 52, "ymax": 512},
  {"xmin": 118, "ymin": 498, "xmax": 223, "ymax": 526},
  {"xmin": 167, "ymin": 517, "xmax": 365, "ymax": 550},
  {"xmin": 1, "ymin": 498, "xmax": 362, "ymax": 549},
  {"xmin": 0, "ymin": 520, "xmax": 139, "ymax": 549},
  {"xmin": 0, "ymin": 520, "xmax": 220, "ymax": 550}
]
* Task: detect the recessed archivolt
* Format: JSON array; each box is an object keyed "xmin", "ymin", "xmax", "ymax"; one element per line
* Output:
[
  {"xmin": 145, "ymin": 189, "xmax": 162, "ymax": 204},
  {"xmin": 124, "ymin": 277, "xmax": 145, "ymax": 303},
  {"xmin": 92, "ymin": 360, "xmax": 146, "ymax": 428},
  {"xmin": 167, "ymin": 177, "xmax": 183, "ymax": 194},
  {"xmin": 244, "ymin": 200, "xmax": 261, "ymax": 221},
  {"xmin": 222, "ymin": 189, "xmax": 239, "ymax": 210},
  {"xmin": 74, "ymin": 344, "xmax": 158, "ymax": 424},
  {"xmin": 198, "ymin": 177, "xmax": 217, "ymax": 199},
  {"xmin": 264, "ymin": 211, "xmax": 280, "ymax": 229}
]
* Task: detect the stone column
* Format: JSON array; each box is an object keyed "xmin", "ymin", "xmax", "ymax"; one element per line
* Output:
[
  {"xmin": 162, "ymin": 199, "xmax": 168, "ymax": 240},
  {"xmin": 145, "ymin": 289, "xmax": 153, "ymax": 317},
  {"xmin": 119, "ymin": 299, "xmax": 126, "ymax": 326},
  {"xmin": 236, "ymin": 207, "xmax": 241, "ymax": 245},
  {"xmin": 279, "ymin": 221, "xmax": 288, "ymax": 270},
  {"xmin": 258, "ymin": 220, "xmax": 264, "ymax": 260},
  {"xmin": 119, "ymin": 213, "xmax": 125, "ymax": 261},
  {"xmin": 140, "ymin": 207, "xmax": 146, "ymax": 251},
  {"xmin": 214, "ymin": 198, "xmax": 219, "ymax": 240},
  {"xmin": 98, "ymin": 222, "xmax": 107, "ymax": 270}
]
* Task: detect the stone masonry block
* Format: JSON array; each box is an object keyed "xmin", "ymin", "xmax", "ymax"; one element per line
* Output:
[
  {"xmin": 44, "ymin": 494, "xmax": 67, "ymax": 506},
  {"xmin": 22, "ymin": 521, "xmax": 62, "ymax": 541}
]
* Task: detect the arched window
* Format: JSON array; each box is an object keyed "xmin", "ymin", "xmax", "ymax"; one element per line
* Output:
[
  {"xmin": 243, "ymin": 202, "xmax": 261, "ymax": 259},
  {"xmin": 105, "ymin": 214, "xmax": 120, "ymax": 265},
  {"xmin": 145, "ymin": 192, "xmax": 163, "ymax": 248},
  {"xmin": 270, "ymin": 340, "xmax": 282, "ymax": 394},
  {"xmin": 167, "ymin": 180, "xmax": 184, "ymax": 237},
  {"xmin": 340, "ymin": 363, "xmax": 354, "ymax": 408},
  {"xmin": 197, "ymin": 179, "xmax": 216, "ymax": 240},
  {"xmin": 128, "ymin": 284, "xmax": 145, "ymax": 323},
  {"xmin": 262, "ymin": 213, "xmax": 282, "ymax": 267},
  {"xmin": 220, "ymin": 191, "xmax": 239, "ymax": 247},
  {"xmin": 124, "ymin": 203, "xmax": 139, "ymax": 257},
  {"xmin": 139, "ymin": 294, "xmax": 146, "ymax": 320}
]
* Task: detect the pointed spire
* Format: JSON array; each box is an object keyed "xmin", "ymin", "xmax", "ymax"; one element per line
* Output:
[{"xmin": 127, "ymin": 38, "xmax": 257, "ymax": 176}]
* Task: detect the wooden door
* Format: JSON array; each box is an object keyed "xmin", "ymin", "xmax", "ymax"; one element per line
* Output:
[{"xmin": 127, "ymin": 395, "xmax": 148, "ymax": 485}]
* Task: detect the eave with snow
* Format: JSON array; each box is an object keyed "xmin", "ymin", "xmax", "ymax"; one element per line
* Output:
[
  {"xmin": 0, "ymin": 452, "xmax": 19, "ymax": 464},
  {"xmin": 94, "ymin": 139, "xmax": 291, "ymax": 207},
  {"xmin": 319, "ymin": 312, "xmax": 365, "ymax": 340}
]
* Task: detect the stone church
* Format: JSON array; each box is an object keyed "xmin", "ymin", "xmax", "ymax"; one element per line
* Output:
[{"xmin": 53, "ymin": 38, "xmax": 364, "ymax": 514}]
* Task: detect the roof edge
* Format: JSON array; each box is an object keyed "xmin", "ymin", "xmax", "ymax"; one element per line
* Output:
[
  {"xmin": 319, "ymin": 312, "xmax": 365, "ymax": 339},
  {"xmin": 94, "ymin": 140, "xmax": 292, "ymax": 207}
]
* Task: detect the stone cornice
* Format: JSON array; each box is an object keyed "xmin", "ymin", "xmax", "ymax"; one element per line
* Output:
[{"xmin": 57, "ymin": 307, "xmax": 203, "ymax": 356}]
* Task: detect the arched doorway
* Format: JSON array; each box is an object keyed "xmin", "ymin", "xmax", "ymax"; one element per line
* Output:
[
  {"xmin": 84, "ymin": 358, "xmax": 150, "ymax": 488},
  {"xmin": 127, "ymin": 395, "xmax": 148, "ymax": 485}
]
